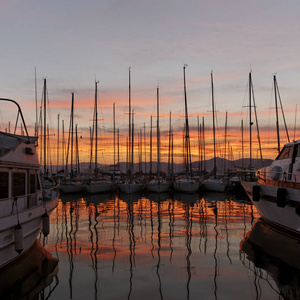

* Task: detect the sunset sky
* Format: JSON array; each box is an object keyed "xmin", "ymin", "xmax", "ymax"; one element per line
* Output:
[{"xmin": 0, "ymin": 0, "xmax": 299, "ymax": 168}]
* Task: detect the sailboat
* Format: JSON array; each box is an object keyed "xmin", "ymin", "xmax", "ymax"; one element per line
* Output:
[
  {"xmin": 146, "ymin": 86, "xmax": 170, "ymax": 193},
  {"xmin": 240, "ymin": 75, "xmax": 300, "ymax": 236},
  {"xmin": 118, "ymin": 68, "xmax": 143, "ymax": 194},
  {"xmin": 202, "ymin": 72, "xmax": 227, "ymax": 192},
  {"xmin": 60, "ymin": 92, "xmax": 84, "ymax": 194},
  {"xmin": 85, "ymin": 81, "xmax": 113, "ymax": 194},
  {"xmin": 173, "ymin": 65, "xmax": 200, "ymax": 193}
]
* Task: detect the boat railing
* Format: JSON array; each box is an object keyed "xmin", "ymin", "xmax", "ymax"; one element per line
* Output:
[
  {"xmin": 0, "ymin": 98, "xmax": 31, "ymax": 142},
  {"xmin": 237, "ymin": 169, "xmax": 258, "ymax": 182},
  {"xmin": 43, "ymin": 183, "xmax": 60, "ymax": 201},
  {"xmin": 0, "ymin": 185, "xmax": 59, "ymax": 218},
  {"xmin": 257, "ymin": 169, "xmax": 298, "ymax": 183}
]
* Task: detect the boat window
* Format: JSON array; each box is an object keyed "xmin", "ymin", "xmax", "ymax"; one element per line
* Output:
[
  {"xmin": 0, "ymin": 172, "xmax": 9, "ymax": 199},
  {"xmin": 297, "ymin": 145, "xmax": 300, "ymax": 157},
  {"xmin": 36, "ymin": 173, "xmax": 41, "ymax": 190},
  {"xmin": 12, "ymin": 172, "xmax": 26, "ymax": 197},
  {"xmin": 277, "ymin": 146, "xmax": 292, "ymax": 160},
  {"xmin": 30, "ymin": 173, "xmax": 36, "ymax": 194}
]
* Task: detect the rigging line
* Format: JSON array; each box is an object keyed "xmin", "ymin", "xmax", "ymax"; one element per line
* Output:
[
  {"xmin": 251, "ymin": 79, "xmax": 264, "ymax": 164},
  {"xmin": 275, "ymin": 78, "xmax": 290, "ymax": 143}
]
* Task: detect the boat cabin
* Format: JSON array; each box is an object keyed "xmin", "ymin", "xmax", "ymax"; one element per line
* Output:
[
  {"xmin": 261, "ymin": 140, "xmax": 300, "ymax": 182},
  {"xmin": 0, "ymin": 132, "xmax": 42, "ymax": 217}
]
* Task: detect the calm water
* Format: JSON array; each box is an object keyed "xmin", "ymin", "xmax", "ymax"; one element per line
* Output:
[{"xmin": 34, "ymin": 191, "xmax": 297, "ymax": 300}]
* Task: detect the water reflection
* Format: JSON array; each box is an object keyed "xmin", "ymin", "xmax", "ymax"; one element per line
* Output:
[
  {"xmin": 240, "ymin": 219, "xmax": 300, "ymax": 300},
  {"xmin": 40, "ymin": 192, "xmax": 282, "ymax": 300},
  {"xmin": 0, "ymin": 240, "xmax": 58, "ymax": 299}
]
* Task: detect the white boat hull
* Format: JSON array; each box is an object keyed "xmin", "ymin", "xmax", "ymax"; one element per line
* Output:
[
  {"xmin": 0, "ymin": 195, "xmax": 58, "ymax": 268},
  {"xmin": 241, "ymin": 180, "xmax": 300, "ymax": 235},
  {"xmin": 173, "ymin": 180, "xmax": 200, "ymax": 193},
  {"xmin": 202, "ymin": 179, "xmax": 227, "ymax": 193},
  {"xmin": 118, "ymin": 183, "xmax": 143, "ymax": 194}
]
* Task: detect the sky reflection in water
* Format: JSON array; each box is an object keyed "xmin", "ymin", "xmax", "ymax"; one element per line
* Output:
[{"xmin": 39, "ymin": 192, "xmax": 285, "ymax": 300}]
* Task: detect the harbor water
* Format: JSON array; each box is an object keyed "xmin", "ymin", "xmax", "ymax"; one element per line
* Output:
[{"xmin": 27, "ymin": 192, "xmax": 300, "ymax": 299}]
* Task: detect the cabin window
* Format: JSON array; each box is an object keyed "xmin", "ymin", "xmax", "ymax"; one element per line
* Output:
[
  {"xmin": 30, "ymin": 173, "xmax": 36, "ymax": 194},
  {"xmin": 12, "ymin": 172, "xmax": 26, "ymax": 197},
  {"xmin": 36, "ymin": 173, "xmax": 41, "ymax": 190},
  {"xmin": 277, "ymin": 146, "xmax": 292, "ymax": 160},
  {"xmin": 0, "ymin": 172, "xmax": 9, "ymax": 199}
]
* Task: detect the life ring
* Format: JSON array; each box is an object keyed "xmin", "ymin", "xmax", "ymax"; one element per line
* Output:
[
  {"xmin": 270, "ymin": 166, "xmax": 282, "ymax": 181},
  {"xmin": 276, "ymin": 188, "xmax": 287, "ymax": 208},
  {"xmin": 252, "ymin": 185, "xmax": 260, "ymax": 202}
]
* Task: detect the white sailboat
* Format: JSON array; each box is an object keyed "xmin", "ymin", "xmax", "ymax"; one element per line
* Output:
[
  {"xmin": 85, "ymin": 81, "xmax": 112, "ymax": 194},
  {"xmin": 118, "ymin": 68, "xmax": 143, "ymax": 194},
  {"xmin": 60, "ymin": 93, "xmax": 84, "ymax": 194},
  {"xmin": 147, "ymin": 86, "xmax": 170, "ymax": 193},
  {"xmin": 202, "ymin": 72, "xmax": 227, "ymax": 192},
  {"xmin": 173, "ymin": 65, "xmax": 200, "ymax": 193},
  {"xmin": 0, "ymin": 98, "xmax": 59, "ymax": 268}
]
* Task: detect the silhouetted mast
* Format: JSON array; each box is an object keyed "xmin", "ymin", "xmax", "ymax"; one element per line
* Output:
[
  {"xmin": 183, "ymin": 64, "xmax": 192, "ymax": 174},
  {"xmin": 211, "ymin": 72, "xmax": 217, "ymax": 177}
]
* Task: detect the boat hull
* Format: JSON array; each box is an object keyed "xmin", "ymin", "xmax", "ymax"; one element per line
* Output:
[
  {"xmin": 146, "ymin": 181, "xmax": 170, "ymax": 193},
  {"xmin": 0, "ymin": 195, "xmax": 58, "ymax": 268},
  {"xmin": 118, "ymin": 183, "xmax": 143, "ymax": 194},
  {"xmin": 241, "ymin": 180, "xmax": 300, "ymax": 236},
  {"xmin": 60, "ymin": 182, "xmax": 84, "ymax": 194},
  {"xmin": 85, "ymin": 181, "xmax": 112, "ymax": 194},
  {"xmin": 202, "ymin": 179, "xmax": 227, "ymax": 193},
  {"xmin": 173, "ymin": 180, "xmax": 200, "ymax": 193}
]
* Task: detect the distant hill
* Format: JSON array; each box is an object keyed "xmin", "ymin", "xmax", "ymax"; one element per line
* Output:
[{"xmin": 52, "ymin": 157, "xmax": 273, "ymax": 174}]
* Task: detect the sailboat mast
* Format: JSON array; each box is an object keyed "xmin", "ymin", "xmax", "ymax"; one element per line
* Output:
[
  {"xmin": 183, "ymin": 64, "xmax": 192, "ymax": 174},
  {"xmin": 294, "ymin": 105, "xmax": 297, "ymax": 141},
  {"xmin": 117, "ymin": 128, "xmax": 120, "ymax": 170},
  {"xmin": 197, "ymin": 116, "xmax": 200, "ymax": 174},
  {"xmin": 128, "ymin": 68, "xmax": 132, "ymax": 173},
  {"xmin": 274, "ymin": 75, "xmax": 290, "ymax": 144},
  {"xmin": 241, "ymin": 119, "xmax": 244, "ymax": 168},
  {"xmin": 71, "ymin": 92, "xmax": 74, "ymax": 176},
  {"xmin": 168, "ymin": 111, "xmax": 172, "ymax": 175},
  {"xmin": 157, "ymin": 86, "xmax": 160, "ymax": 180},
  {"xmin": 150, "ymin": 115, "xmax": 153, "ymax": 174},
  {"xmin": 202, "ymin": 117, "xmax": 205, "ymax": 171},
  {"xmin": 144, "ymin": 123, "xmax": 146, "ymax": 174},
  {"xmin": 57, "ymin": 113, "xmax": 60, "ymax": 174},
  {"xmin": 274, "ymin": 75, "xmax": 280, "ymax": 153},
  {"xmin": 62, "ymin": 120, "xmax": 65, "ymax": 172},
  {"xmin": 224, "ymin": 111, "xmax": 228, "ymax": 173},
  {"xmin": 95, "ymin": 81, "xmax": 99, "ymax": 177},
  {"xmin": 35, "ymin": 67, "xmax": 38, "ymax": 137},
  {"xmin": 249, "ymin": 72, "xmax": 253, "ymax": 169},
  {"xmin": 43, "ymin": 78, "xmax": 47, "ymax": 175},
  {"xmin": 113, "ymin": 102, "xmax": 116, "ymax": 167},
  {"xmin": 211, "ymin": 72, "xmax": 216, "ymax": 176},
  {"xmin": 76, "ymin": 124, "xmax": 80, "ymax": 174},
  {"xmin": 131, "ymin": 109, "xmax": 134, "ymax": 173}
]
